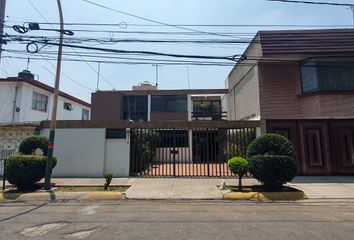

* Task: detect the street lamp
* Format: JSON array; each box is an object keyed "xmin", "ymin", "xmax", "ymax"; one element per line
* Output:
[{"xmin": 44, "ymin": 0, "xmax": 64, "ymax": 190}]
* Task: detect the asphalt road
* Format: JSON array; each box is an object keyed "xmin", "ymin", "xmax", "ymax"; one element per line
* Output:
[{"xmin": 0, "ymin": 200, "xmax": 354, "ymax": 240}]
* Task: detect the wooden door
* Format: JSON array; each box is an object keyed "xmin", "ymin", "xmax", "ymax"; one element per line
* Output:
[
  {"xmin": 297, "ymin": 121, "xmax": 332, "ymax": 175},
  {"xmin": 330, "ymin": 121, "xmax": 354, "ymax": 175}
]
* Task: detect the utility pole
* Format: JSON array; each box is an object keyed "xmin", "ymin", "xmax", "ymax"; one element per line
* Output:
[
  {"xmin": 0, "ymin": 0, "xmax": 6, "ymax": 63},
  {"xmin": 44, "ymin": 0, "xmax": 64, "ymax": 190}
]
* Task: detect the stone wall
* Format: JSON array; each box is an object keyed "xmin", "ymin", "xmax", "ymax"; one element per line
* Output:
[{"xmin": 0, "ymin": 126, "xmax": 37, "ymax": 152}]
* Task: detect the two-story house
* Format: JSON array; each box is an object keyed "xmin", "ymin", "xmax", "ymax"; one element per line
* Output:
[
  {"xmin": 227, "ymin": 29, "xmax": 354, "ymax": 175},
  {"xmin": 0, "ymin": 70, "xmax": 91, "ymax": 152},
  {"xmin": 91, "ymin": 81, "xmax": 228, "ymax": 122}
]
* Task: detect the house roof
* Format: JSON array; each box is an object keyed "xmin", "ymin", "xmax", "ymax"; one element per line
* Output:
[
  {"xmin": 258, "ymin": 28, "xmax": 354, "ymax": 58},
  {"xmin": 0, "ymin": 77, "xmax": 91, "ymax": 108},
  {"xmin": 94, "ymin": 89, "xmax": 228, "ymax": 96}
]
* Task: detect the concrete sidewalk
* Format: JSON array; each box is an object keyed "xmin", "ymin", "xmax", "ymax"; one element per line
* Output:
[{"xmin": 4, "ymin": 176, "xmax": 354, "ymax": 200}]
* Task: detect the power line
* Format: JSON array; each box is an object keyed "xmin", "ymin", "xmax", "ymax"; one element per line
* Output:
[
  {"xmin": 14, "ymin": 21, "xmax": 353, "ymax": 28},
  {"xmin": 80, "ymin": 0, "xmax": 238, "ymax": 39},
  {"xmin": 42, "ymin": 65, "xmax": 94, "ymax": 91},
  {"xmin": 265, "ymin": 0, "xmax": 354, "ymax": 7},
  {"xmin": 26, "ymin": 0, "xmax": 117, "ymax": 89}
]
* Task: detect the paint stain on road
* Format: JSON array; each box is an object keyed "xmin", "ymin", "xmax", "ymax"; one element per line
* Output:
[
  {"xmin": 20, "ymin": 222, "xmax": 68, "ymax": 237},
  {"xmin": 79, "ymin": 205, "xmax": 98, "ymax": 215},
  {"xmin": 64, "ymin": 227, "xmax": 101, "ymax": 239}
]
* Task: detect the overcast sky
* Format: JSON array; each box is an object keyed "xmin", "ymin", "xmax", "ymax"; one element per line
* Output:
[{"xmin": 2, "ymin": 0, "xmax": 354, "ymax": 102}]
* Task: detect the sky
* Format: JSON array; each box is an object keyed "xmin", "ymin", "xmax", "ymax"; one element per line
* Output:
[{"xmin": 2, "ymin": 0, "xmax": 354, "ymax": 103}]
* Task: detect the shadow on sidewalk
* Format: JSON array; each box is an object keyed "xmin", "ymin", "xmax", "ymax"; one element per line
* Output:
[{"xmin": 291, "ymin": 176, "xmax": 354, "ymax": 184}]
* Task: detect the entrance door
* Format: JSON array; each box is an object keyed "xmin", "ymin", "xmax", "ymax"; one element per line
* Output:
[
  {"xmin": 297, "ymin": 121, "xmax": 332, "ymax": 175},
  {"xmin": 330, "ymin": 121, "xmax": 354, "ymax": 174}
]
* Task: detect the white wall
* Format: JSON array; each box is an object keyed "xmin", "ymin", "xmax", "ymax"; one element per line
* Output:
[
  {"xmin": 105, "ymin": 139, "xmax": 130, "ymax": 176},
  {"xmin": 41, "ymin": 128, "xmax": 130, "ymax": 177},
  {"xmin": 228, "ymin": 66, "xmax": 261, "ymax": 120},
  {"xmin": 0, "ymin": 82, "xmax": 91, "ymax": 123},
  {"xmin": 0, "ymin": 82, "xmax": 17, "ymax": 123}
]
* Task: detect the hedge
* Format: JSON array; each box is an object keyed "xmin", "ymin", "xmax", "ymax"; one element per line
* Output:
[
  {"xmin": 6, "ymin": 155, "xmax": 57, "ymax": 189},
  {"xmin": 247, "ymin": 133, "xmax": 295, "ymax": 159},
  {"xmin": 248, "ymin": 155, "xmax": 297, "ymax": 190},
  {"xmin": 19, "ymin": 136, "xmax": 49, "ymax": 156}
]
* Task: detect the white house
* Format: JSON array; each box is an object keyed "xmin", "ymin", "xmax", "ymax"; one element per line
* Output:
[
  {"xmin": 0, "ymin": 70, "xmax": 91, "ymax": 123},
  {"xmin": 0, "ymin": 71, "xmax": 91, "ymax": 153}
]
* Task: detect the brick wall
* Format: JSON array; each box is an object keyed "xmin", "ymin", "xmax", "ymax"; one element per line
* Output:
[
  {"xmin": 258, "ymin": 62, "xmax": 354, "ymax": 120},
  {"xmin": 91, "ymin": 92, "xmax": 124, "ymax": 121}
]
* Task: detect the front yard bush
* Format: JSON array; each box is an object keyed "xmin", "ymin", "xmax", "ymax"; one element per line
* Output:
[
  {"xmin": 247, "ymin": 133, "xmax": 295, "ymax": 159},
  {"xmin": 228, "ymin": 157, "xmax": 248, "ymax": 191},
  {"xmin": 19, "ymin": 136, "xmax": 49, "ymax": 155},
  {"xmin": 248, "ymin": 155, "xmax": 297, "ymax": 190},
  {"xmin": 6, "ymin": 155, "xmax": 57, "ymax": 189}
]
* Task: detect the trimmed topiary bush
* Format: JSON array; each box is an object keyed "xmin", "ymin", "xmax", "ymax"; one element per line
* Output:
[
  {"xmin": 248, "ymin": 155, "xmax": 297, "ymax": 190},
  {"xmin": 247, "ymin": 133, "xmax": 295, "ymax": 159},
  {"xmin": 19, "ymin": 136, "xmax": 49, "ymax": 156},
  {"xmin": 228, "ymin": 157, "xmax": 248, "ymax": 191},
  {"xmin": 6, "ymin": 155, "xmax": 57, "ymax": 189}
]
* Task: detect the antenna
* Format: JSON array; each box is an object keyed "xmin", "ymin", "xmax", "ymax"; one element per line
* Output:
[
  {"xmin": 96, "ymin": 61, "xmax": 100, "ymax": 91},
  {"xmin": 186, "ymin": 66, "xmax": 191, "ymax": 89},
  {"xmin": 26, "ymin": 57, "xmax": 30, "ymax": 70},
  {"xmin": 349, "ymin": 5, "xmax": 354, "ymax": 28},
  {"xmin": 152, "ymin": 64, "xmax": 159, "ymax": 88}
]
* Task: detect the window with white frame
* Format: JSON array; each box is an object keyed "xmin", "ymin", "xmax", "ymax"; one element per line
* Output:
[
  {"xmin": 82, "ymin": 108, "xmax": 90, "ymax": 120},
  {"xmin": 32, "ymin": 91, "xmax": 48, "ymax": 112}
]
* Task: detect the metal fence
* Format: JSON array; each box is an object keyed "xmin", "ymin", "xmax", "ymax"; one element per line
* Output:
[
  {"xmin": 130, "ymin": 127, "xmax": 256, "ymax": 177},
  {"xmin": 0, "ymin": 150, "xmax": 15, "ymax": 190}
]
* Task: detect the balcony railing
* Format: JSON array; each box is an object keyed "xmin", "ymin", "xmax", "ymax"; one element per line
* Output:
[{"xmin": 192, "ymin": 111, "xmax": 227, "ymax": 121}]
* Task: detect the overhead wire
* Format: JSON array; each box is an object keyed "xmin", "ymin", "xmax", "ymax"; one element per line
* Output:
[
  {"xmin": 25, "ymin": 0, "xmax": 116, "ymax": 89},
  {"xmin": 80, "ymin": 0, "xmax": 239, "ymax": 39},
  {"xmin": 265, "ymin": 0, "xmax": 354, "ymax": 7}
]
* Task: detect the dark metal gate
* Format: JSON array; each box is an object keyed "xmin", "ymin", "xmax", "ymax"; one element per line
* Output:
[
  {"xmin": 1, "ymin": 150, "xmax": 15, "ymax": 190},
  {"xmin": 130, "ymin": 127, "xmax": 256, "ymax": 177}
]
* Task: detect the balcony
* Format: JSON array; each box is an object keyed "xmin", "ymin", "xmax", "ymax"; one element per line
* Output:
[{"xmin": 191, "ymin": 111, "xmax": 227, "ymax": 121}]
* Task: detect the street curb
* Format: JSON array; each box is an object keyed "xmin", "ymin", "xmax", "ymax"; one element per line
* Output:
[
  {"xmin": 0, "ymin": 191, "xmax": 125, "ymax": 201},
  {"xmin": 223, "ymin": 191, "xmax": 308, "ymax": 201}
]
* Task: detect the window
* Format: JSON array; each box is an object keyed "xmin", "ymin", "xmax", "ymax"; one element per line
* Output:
[
  {"xmin": 32, "ymin": 92, "xmax": 48, "ymax": 112},
  {"xmin": 82, "ymin": 109, "xmax": 90, "ymax": 120},
  {"xmin": 123, "ymin": 96, "xmax": 148, "ymax": 121},
  {"xmin": 301, "ymin": 60, "xmax": 354, "ymax": 93},
  {"xmin": 193, "ymin": 100, "xmax": 221, "ymax": 113},
  {"xmin": 106, "ymin": 129, "xmax": 126, "ymax": 139},
  {"xmin": 151, "ymin": 95, "xmax": 187, "ymax": 112},
  {"xmin": 63, "ymin": 102, "xmax": 73, "ymax": 111}
]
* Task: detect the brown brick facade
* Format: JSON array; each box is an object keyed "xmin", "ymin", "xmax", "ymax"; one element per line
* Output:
[
  {"xmin": 258, "ymin": 62, "xmax": 354, "ymax": 120},
  {"xmin": 150, "ymin": 112, "xmax": 188, "ymax": 121},
  {"xmin": 91, "ymin": 92, "xmax": 124, "ymax": 121}
]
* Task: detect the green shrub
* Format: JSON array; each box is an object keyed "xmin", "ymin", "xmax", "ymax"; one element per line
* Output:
[
  {"xmin": 19, "ymin": 136, "xmax": 49, "ymax": 156},
  {"xmin": 248, "ymin": 155, "xmax": 297, "ymax": 190},
  {"xmin": 247, "ymin": 134, "xmax": 295, "ymax": 159},
  {"xmin": 104, "ymin": 173, "xmax": 113, "ymax": 190},
  {"xmin": 6, "ymin": 155, "xmax": 57, "ymax": 189},
  {"xmin": 228, "ymin": 157, "xmax": 248, "ymax": 191}
]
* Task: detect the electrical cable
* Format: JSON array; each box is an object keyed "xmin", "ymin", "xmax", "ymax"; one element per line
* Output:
[
  {"xmin": 265, "ymin": 0, "xmax": 354, "ymax": 7},
  {"xmin": 80, "ymin": 0, "xmax": 238, "ymax": 39},
  {"xmin": 25, "ymin": 0, "xmax": 116, "ymax": 89}
]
